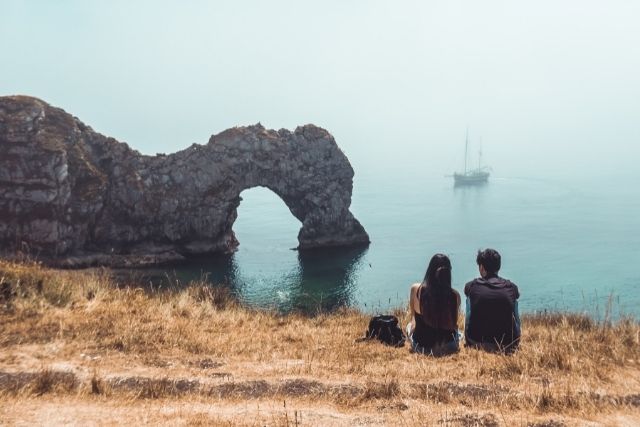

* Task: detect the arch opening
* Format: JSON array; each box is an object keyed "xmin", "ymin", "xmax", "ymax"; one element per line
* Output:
[{"xmin": 233, "ymin": 186, "xmax": 302, "ymax": 251}]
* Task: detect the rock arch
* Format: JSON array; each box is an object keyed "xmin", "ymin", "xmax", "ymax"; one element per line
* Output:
[{"xmin": 0, "ymin": 96, "xmax": 369, "ymax": 266}]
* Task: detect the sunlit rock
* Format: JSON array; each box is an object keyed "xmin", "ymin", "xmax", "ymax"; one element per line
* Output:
[{"xmin": 0, "ymin": 96, "xmax": 369, "ymax": 266}]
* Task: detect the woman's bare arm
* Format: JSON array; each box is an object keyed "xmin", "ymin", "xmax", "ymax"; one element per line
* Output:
[{"xmin": 407, "ymin": 283, "xmax": 425, "ymax": 335}]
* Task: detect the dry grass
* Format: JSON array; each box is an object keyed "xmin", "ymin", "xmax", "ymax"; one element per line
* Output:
[{"xmin": 0, "ymin": 259, "xmax": 639, "ymax": 426}]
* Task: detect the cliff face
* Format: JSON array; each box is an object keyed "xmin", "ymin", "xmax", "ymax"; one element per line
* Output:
[{"xmin": 0, "ymin": 96, "xmax": 369, "ymax": 266}]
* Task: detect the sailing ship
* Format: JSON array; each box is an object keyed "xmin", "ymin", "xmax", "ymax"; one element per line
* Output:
[{"xmin": 453, "ymin": 129, "xmax": 490, "ymax": 186}]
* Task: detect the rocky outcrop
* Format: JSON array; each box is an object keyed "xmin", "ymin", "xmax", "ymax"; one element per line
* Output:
[{"xmin": 0, "ymin": 96, "xmax": 369, "ymax": 267}]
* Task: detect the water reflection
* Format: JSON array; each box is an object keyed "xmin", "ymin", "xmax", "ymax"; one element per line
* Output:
[
  {"xmin": 453, "ymin": 180, "xmax": 488, "ymax": 189},
  {"xmin": 115, "ymin": 245, "xmax": 368, "ymax": 314},
  {"xmin": 288, "ymin": 246, "xmax": 368, "ymax": 313}
]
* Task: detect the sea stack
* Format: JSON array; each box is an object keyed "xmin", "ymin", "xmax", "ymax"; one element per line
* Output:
[{"xmin": 0, "ymin": 96, "xmax": 370, "ymax": 267}]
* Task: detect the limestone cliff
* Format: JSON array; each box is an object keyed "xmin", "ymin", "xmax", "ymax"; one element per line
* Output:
[{"xmin": 0, "ymin": 96, "xmax": 369, "ymax": 266}]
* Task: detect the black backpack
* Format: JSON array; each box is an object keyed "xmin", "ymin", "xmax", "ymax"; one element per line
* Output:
[{"xmin": 365, "ymin": 315, "xmax": 405, "ymax": 347}]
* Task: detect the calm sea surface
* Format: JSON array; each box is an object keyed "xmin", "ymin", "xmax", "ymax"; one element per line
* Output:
[{"xmin": 134, "ymin": 171, "xmax": 640, "ymax": 318}]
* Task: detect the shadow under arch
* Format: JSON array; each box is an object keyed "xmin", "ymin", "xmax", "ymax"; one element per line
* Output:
[{"xmin": 285, "ymin": 245, "xmax": 369, "ymax": 314}]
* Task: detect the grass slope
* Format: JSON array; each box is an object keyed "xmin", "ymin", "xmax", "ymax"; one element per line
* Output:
[{"xmin": 1, "ymin": 260, "xmax": 639, "ymax": 426}]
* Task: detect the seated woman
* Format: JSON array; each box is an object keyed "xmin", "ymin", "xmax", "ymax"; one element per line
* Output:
[{"xmin": 407, "ymin": 253, "xmax": 461, "ymax": 356}]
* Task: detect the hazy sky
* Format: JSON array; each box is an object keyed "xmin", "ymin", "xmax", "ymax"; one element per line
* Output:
[{"xmin": 2, "ymin": 0, "xmax": 640, "ymax": 181}]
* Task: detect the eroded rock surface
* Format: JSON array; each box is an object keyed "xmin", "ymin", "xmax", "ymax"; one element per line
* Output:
[{"xmin": 0, "ymin": 96, "xmax": 369, "ymax": 266}]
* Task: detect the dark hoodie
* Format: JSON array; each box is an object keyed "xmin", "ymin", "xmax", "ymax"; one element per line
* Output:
[{"xmin": 464, "ymin": 275, "xmax": 520, "ymax": 351}]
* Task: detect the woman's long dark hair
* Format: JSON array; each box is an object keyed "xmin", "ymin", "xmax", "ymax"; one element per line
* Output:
[{"xmin": 420, "ymin": 254, "xmax": 459, "ymax": 330}]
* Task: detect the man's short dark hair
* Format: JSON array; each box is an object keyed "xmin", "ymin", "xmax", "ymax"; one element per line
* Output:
[{"xmin": 476, "ymin": 248, "xmax": 501, "ymax": 274}]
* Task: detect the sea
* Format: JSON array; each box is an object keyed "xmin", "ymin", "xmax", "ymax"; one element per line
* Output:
[{"xmin": 133, "ymin": 170, "xmax": 640, "ymax": 319}]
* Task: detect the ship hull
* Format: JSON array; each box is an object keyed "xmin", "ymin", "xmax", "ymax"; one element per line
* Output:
[{"xmin": 453, "ymin": 171, "xmax": 490, "ymax": 186}]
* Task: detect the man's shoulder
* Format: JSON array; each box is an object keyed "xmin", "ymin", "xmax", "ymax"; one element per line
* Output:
[
  {"xmin": 504, "ymin": 278, "xmax": 520, "ymax": 297},
  {"xmin": 496, "ymin": 276, "xmax": 520, "ymax": 298},
  {"xmin": 499, "ymin": 276, "xmax": 518, "ymax": 288}
]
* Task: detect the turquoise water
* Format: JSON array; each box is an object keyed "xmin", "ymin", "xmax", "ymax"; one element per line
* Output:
[{"xmin": 138, "ymin": 171, "xmax": 640, "ymax": 318}]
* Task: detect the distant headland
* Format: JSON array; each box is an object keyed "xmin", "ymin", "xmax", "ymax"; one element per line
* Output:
[{"xmin": 0, "ymin": 96, "xmax": 369, "ymax": 267}]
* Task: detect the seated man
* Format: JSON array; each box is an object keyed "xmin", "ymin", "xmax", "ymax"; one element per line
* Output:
[{"xmin": 464, "ymin": 248, "xmax": 520, "ymax": 353}]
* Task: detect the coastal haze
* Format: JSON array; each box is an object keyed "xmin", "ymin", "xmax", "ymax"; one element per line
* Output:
[{"xmin": 2, "ymin": 1, "xmax": 639, "ymax": 316}]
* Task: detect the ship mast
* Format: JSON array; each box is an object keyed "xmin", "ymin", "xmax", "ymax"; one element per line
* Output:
[{"xmin": 464, "ymin": 127, "xmax": 469, "ymax": 174}]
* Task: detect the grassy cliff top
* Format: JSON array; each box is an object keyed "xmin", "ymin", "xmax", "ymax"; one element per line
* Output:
[{"xmin": 1, "ymin": 259, "xmax": 639, "ymax": 426}]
